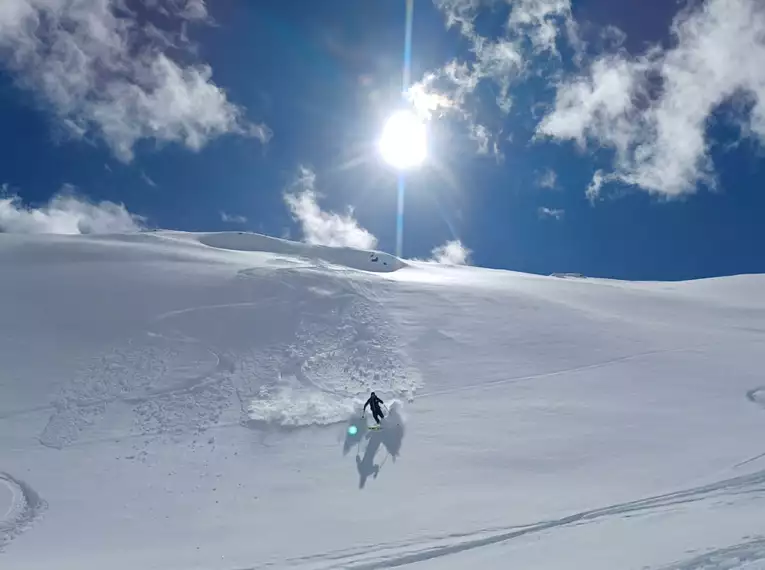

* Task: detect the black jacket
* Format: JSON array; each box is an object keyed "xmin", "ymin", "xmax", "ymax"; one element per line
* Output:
[{"xmin": 364, "ymin": 394, "xmax": 384, "ymax": 413}]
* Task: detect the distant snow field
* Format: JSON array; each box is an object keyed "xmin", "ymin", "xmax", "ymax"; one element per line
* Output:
[{"xmin": 1, "ymin": 230, "xmax": 765, "ymax": 569}]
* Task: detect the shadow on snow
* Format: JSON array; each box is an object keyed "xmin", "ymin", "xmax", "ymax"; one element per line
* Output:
[{"xmin": 342, "ymin": 401, "xmax": 406, "ymax": 489}]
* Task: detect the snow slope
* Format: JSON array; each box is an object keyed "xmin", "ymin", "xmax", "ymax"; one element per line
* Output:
[{"xmin": 1, "ymin": 230, "xmax": 765, "ymax": 569}]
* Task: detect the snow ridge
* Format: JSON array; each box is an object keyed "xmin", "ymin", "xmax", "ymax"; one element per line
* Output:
[{"xmin": 171, "ymin": 231, "xmax": 405, "ymax": 274}]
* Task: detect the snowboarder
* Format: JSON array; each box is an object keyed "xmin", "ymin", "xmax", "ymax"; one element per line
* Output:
[{"xmin": 363, "ymin": 391, "xmax": 385, "ymax": 425}]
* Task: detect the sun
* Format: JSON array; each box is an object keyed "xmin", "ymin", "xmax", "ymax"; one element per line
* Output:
[{"xmin": 378, "ymin": 109, "xmax": 427, "ymax": 170}]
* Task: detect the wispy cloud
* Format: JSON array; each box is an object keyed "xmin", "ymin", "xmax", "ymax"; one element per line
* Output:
[
  {"xmin": 538, "ymin": 169, "xmax": 558, "ymax": 189},
  {"xmin": 410, "ymin": 0, "xmax": 579, "ymax": 149},
  {"xmin": 409, "ymin": 31, "xmax": 521, "ymax": 124},
  {"xmin": 220, "ymin": 211, "xmax": 247, "ymax": 224},
  {"xmin": 0, "ymin": 185, "xmax": 145, "ymax": 234},
  {"xmin": 283, "ymin": 167, "xmax": 378, "ymax": 250},
  {"xmin": 141, "ymin": 171, "xmax": 158, "ymax": 188},
  {"xmin": 144, "ymin": 0, "xmax": 209, "ymax": 21},
  {"xmin": 586, "ymin": 169, "xmax": 610, "ymax": 203},
  {"xmin": 538, "ymin": 206, "xmax": 564, "ymax": 220},
  {"xmin": 433, "ymin": 0, "xmax": 577, "ymax": 57},
  {"xmin": 470, "ymin": 123, "xmax": 503, "ymax": 158},
  {"xmin": 429, "ymin": 239, "xmax": 472, "ymax": 265},
  {"xmin": 507, "ymin": 0, "xmax": 582, "ymax": 56},
  {"xmin": 0, "ymin": 0, "xmax": 271, "ymax": 162},
  {"xmin": 537, "ymin": 0, "xmax": 765, "ymax": 198}
]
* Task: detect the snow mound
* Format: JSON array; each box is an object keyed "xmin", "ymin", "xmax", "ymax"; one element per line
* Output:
[{"xmin": 173, "ymin": 231, "xmax": 404, "ymax": 273}]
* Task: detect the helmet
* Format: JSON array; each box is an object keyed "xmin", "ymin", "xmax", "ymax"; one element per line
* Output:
[{"xmin": 370, "ymin": 391, "xmax": 376, "ymax": 397}]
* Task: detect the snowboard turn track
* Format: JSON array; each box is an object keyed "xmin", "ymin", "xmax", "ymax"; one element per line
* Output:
[{"xmin": 0, "ymin": 473, "xmax": 46, "ymax": 552}]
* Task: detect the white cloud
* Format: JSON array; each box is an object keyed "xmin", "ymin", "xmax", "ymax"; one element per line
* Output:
[
  {"xmin": 0, "ymin": 186, "xmax": 145, "ymax": 234},
  {"xmin": 412, "ymin": 0, "xmax": 579, "ymax": 154},
  {"xmin": 408, "ymin": 61, "xmax": 480, "ymax": 121},
  {"xmin": 0, "ymin": 0, "xmax": 270, "ymax": 162},
  {"xmin": 507, "ymin": 0, "xmax": 581, "ymax": 56},
  {"xmin": 429, "ymin": 239, "xmax": 472, "ymax": 265},
  {"xmin": 431, "ymin": 0, "xmax": 484, "ymax": 43},
  {"xmin": 143, "ymin": 0, "xmax": 208, "ymax": 21},
  {"xmin": 536, "ymin": 56, "xmax": 644, "ymax": 152},
  {"xmin": 538, "ymin": 206, "xmax": 564, "ymax": 220},
  {"xmin": 141, "ymin": 171, "xmax": 158, "ymax": 188},
  {"xmin": 538, "ymin": 169, "xmax": 558, "ymax": 189},
  {"xmin": 433, "ymin": 0, "xmax": 577, "ymax": 56},
  {"xmin": 537, "ymin": 0, "xmax": 765, "ymax": 198},
  {"xmin": 586, "ymin": 169, "xmax": 610, "ymax": 203},
  {"xmin": 409, "ymin": 38, "xmax": 521, "ymax": 124},
  {"xmin": 469, "ymin": 123, "xmax": 503, "ymax": 158},
  {"xmin": 220, "ymin": 211, "xmax": 247, "ymax": 224},
  {"xmin": 284, "ymin": 168, "xmax": 378, "ymax": 250}
]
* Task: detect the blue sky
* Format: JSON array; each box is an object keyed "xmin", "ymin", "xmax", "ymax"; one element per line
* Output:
[{"xmin": 1, "ymin": 0, "xmax": 764, "ymax": 281}]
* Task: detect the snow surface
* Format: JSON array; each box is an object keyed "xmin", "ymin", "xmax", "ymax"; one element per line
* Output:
[{"xmin": 1, "ymin": 230, "xmax": 765, "ymax": 569}]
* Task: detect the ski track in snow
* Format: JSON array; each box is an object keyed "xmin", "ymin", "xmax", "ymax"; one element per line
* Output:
[
  {"xmin": 249, "ymin": 467, "xmax": 765, "ymax": 569},
  {"xmin": 655, "ymin": 537, "xmax": 765, "ymax": 570},
  {"xmin": 38, "ymin": 333, "xmax": 235, "ymax": 449},
  {"xmin": 37, "ymin": 266, "xmax": 421, "ymax": 447},
  {"xmin": 0, "ymin": 473, "xmax": 46, "ymax": 552},
  {"xmin": 418, "ymin": 347, "xmax": 698, "ymax": 399},
  {"xmin": 233, "ymin": 269, "xmax": 420, "ymax": 429}
]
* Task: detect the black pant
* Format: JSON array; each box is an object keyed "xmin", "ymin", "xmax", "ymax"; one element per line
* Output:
[{"xmin": 372, "ymin": 407, "xmax": 384, "ymax": 424}]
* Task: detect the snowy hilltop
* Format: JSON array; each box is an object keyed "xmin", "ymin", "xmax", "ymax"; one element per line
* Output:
[{"xmin": 1, "ymin": 230, "xmax": 765, "ymax": 569}]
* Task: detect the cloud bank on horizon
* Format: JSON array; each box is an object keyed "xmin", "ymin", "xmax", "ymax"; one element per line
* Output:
[
  {"xmin": 0, "ymin": 173, "xmax": 470, "ymax": 266},
  {"xmin": 0, "ymin": 185, "xmax": 144, "ymax": 234}
]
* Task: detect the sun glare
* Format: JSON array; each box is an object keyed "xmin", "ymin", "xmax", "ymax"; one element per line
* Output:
[{"xmin": 378, "ymin": 110, "xmax": 427, "ymax": 170}]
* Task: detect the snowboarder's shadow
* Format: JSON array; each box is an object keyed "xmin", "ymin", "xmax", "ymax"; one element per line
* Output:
[{"xmin": 343, "ymin": 403, "xmax": 405, "ymax": 489}]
